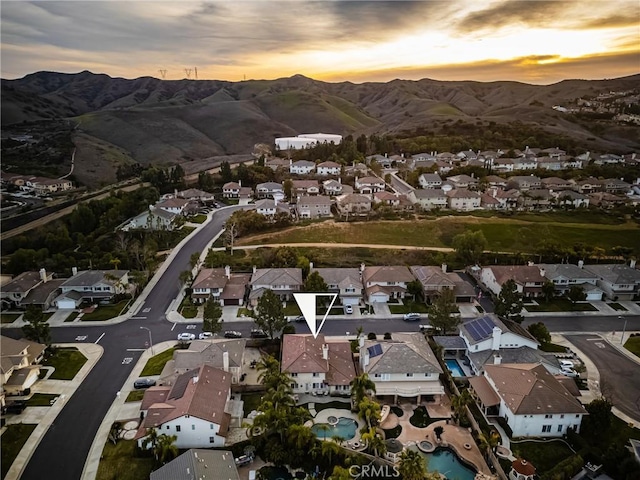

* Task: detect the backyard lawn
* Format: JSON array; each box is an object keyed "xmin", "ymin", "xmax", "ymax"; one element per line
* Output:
[
  {"xmin": 81, "ymin": 300, "xmax": 131, "ymax": 321},
  {"xmin": 624, "ymin": 336, "xmax": 640, "ymax": 358},
  {"xmin": 25, "ymin": 393, "xmax": 59, "ymax": 407},
  {"xmin": 524, "ymin": 299, "xmax": 597, "ymax": 312},
  {"xmin": 42, "ymin": 347, "xmax": 87, "ymax": 380},
  {"xmin": 95, "ymin": 439, "xmax": 154, "ymax": 480},
  {"xmin": 1, "ymin": 423, "xmax": 37, "ymax": 479},
  {"xmin": 511, "ymin": 439, "xmax": 576, "ymax": 474},
  {"xmin": 242, "ymin": 392, "xmax": 263, "ymax": 417},
  {"xmin": 140, "ymin": 348, "xmax": 177, "ymax": 376}
]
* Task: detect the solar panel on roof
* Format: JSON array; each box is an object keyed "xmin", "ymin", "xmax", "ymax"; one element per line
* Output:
[
  {"xmin": 368, "ymin": 344, "xmax": 383, "ymax": 357},
  {"xmin": 466, "ymin": 323, "xmax": 483, "ymax": 341}
]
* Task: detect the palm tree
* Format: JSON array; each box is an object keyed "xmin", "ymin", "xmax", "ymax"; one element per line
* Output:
[
  {"xmin": 321, "ymin": 439, "xmax": 341, "ymax": 464},
  {"xmin": 358, "ymin": 397, "xmax": 381, "ymax": 429},
  {"xmin": 316, "ymin": 423, "xmax": 330, "ymax": 441},
  {"xmin": 331, "ymin": 434, "xmax": 345, "ymax": 446},
  {"xmin": 451, "ymin": 389, "xmax": 473, "ymax": 423},
  {"xmin": 329, "ymin": 465, "xmax": 352, "ymax": 480},
  {"xmin": 398, "ymin": 449, "xmax": 428, "ymax": 480},
  {"xmin": 361, "ymin": 427, "xmax": 387, "ymax": 457},
  {"xmin": 141, "ymin": 428, "xmax": 160, "ymax": 452},
  {"xmin": 350, "ymin": 373, "xmax": 376, "ymax": 410},
  {"xmin": 287, "ymin": 424, "xmax": 315, "ymax": 451},
  {"xmin": 155, "ymin": 433, "xmax": 178, "ymax": 465}
]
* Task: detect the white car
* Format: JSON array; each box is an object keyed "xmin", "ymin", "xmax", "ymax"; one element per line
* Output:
[
  {"xmin": 345, "ymin": 305, "xmax": 353, "ymax": 314},
  {"xmin": 560, "ymin": 368, "xmax": 578, "ymax": 378},
  {"xmin": 177, "ymin": 333, "xmax": 196, "ymax": 341},
  {"xmin": 198, "ymin": 332, "xmax": 213, "ymax": 340}
]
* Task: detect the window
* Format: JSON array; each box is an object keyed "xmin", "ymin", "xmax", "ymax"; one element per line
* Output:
[
  {"xmin": 545, "ymin": 414, "xmax": 553, "ymax": 419},
  {"xmin": 166, "ymin": 425, "xmax": 170, "ymax": 430},
  {"xmin": 542, "ymin": 425, "xmax": 551, "ymax": 433},
  {"xmin": 210, "ymin": 424, "xmax": 214, "ymax": 429},
  {"xmin": 209, "ymin": 437, "xmax": 215, "ymax": 443},
  {"xmin": 312, "ymin": 373, "xmax": 319, "ymax": 377},
  {"xmin": 557, "ymin": 425, "xmax": 563, "ymax": 432},
  {"xmin": 575, "ymin": 414, "xmax": 580, "ymax": 418},
  {"xmin": 291, "ymin": 373, "xmax": 298, "ymax": 377},
  {"xmin": 192, "ymin": 425, "xmax": 195, "ymax": 430},
  {"xmin": 406, "ymin": 373, "xmax": 414, "ymax": 377},
  {"xmin": 176, "ymin": 425, "xmax": 181, "ymax": 432},
  {"xmin": 560, "ymin": 414, "xmax": 564, "ymax": 419}
]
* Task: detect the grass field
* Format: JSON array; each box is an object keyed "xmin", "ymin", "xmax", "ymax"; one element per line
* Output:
[
  {"xmin": 624, "ymin": 336, "xmax": 640, "ymax": 358},
  {"xmin": 95, "ymin": 439, "xmax": 154, "ymax": 480},
  {"xmin": 524, "ymin": 299, "xmax": 598, "ymax": 312},
  {"xmin": 1, "ymin": 423, "xmax": 38, "ymax": 479},
  {"xmin": 511, "ymin": 439, "xmax": 575, "ymax": 474},
  {"xmin": 42, "ymin": 347, "xmax": 88, "ymax": 380},
  {"xmin": 140, "ymin": 348, "xmax": 177, "ymax": 376},
  {"xmin": 125, "ymin": 390, "xmax": 145, "ymax": 403},
  {"xmin": 25, "ymin": 393, "xmax": 59, "ymax": 406},
  {"xmin": 81, "ymin": 300, "xmax": 130, "ymax": 321}
]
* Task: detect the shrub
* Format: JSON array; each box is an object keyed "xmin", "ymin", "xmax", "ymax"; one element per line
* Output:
[
  {"xmin": 367, "ymin": 332, "xmax": 377, "ymax": 340},
  {"xmin": 384, "ymin": 332, "xmax": 392, "ymax": 340}
]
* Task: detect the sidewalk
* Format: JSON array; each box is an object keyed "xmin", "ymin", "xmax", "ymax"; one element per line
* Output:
[{"xmin": 3, "ymin": 343, "xmax": 104, "ymax": 480}]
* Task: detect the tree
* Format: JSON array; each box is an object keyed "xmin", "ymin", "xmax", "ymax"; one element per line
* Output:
[
  {"xmin": 178, "ymin": 270, "xmax": 192, "ymax": 287},
  {"xmin": 494, "ymin": 279, "xmax": 524, "ymax": 323},
  {"xmin": 567, "ymin": 285, "xmax": 587, "ymax": 303},
  {"xmin": 427, "ymin": 288, "xmax": 460, "ymax": 334},
  {"xmin": 320, "ymin": 439, "xmax": 340, "ymax": 464},
  {"xmin": 202, "ymin": 297, "xmax": 223, "ymax": 335},
  {"xmin": 407, "ymin": 280, "xmax": 423, "ymax": 301},
  {"xmin": 541, "ymin": 280, "xmax": 556, "ymax": 303},
  {"xmin": 303, "ymin": 270, "xmax": 328, "ymax": 293},
  {"xmin": 527, "ymin": 322, "xmax": 551, "ymax": 345},
  {"xmin": 350, "ymin": 373, "xmax": 376, "ymax": 409},
  {"xmin": 452, "ymin": 230, "xmax": 487, "ymax": 266},
  {"xmin": 283, "ymin": 179, "xmax": 293, "ymax": 200},
  {"xmin": 155, "ymin": 433, "xmax": 178, "ymax": 465},
  {"xmin": 361, "ymin": 427, "xmax": 387, "ymax": 457},
  {"xmin": 584, "ymin": 397, "xmax": 613, "ymax": 434},
  {"xmin": 220, "ymin": 161, "xmax": 233, "ymax": 183},
  {"xmin": 22, "ymin": 305, "xmax": 51, "ymax": 345},
  {"xmin": 398, "ymin": 448, "xmax": 428, "ymax": 480},
  {"xmin": 434, "ymin": 425, "xmax": 444, "ymax": 441},
  {"xmin": 254, "ymin": 289, "xmax": 287, "ymax": 339},
  {"xmin": 451, "ymin": 389, "xmax": 473, "ymax": 423},
  {"xmin": 357, "ymin": 397, "xmax": 381, "ymax": 429}
]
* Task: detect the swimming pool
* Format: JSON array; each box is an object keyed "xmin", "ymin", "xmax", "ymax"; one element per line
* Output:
[
  {"xmin": 412, "ymin": 446, "xmax": 477, "ymax": 480},
  {"xmin": 445, "ymin": 359, "xmax": 466, "ymax": 378},
  {"xmin": 311, "ymin": 417, "xmax": 357, "ymax": 440}
]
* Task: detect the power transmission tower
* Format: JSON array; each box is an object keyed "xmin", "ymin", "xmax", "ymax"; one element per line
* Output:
[
  {"xmin": 184, "ymin": 68, "xmax": 192, "ymax": 79},
  {"xmin": 194, "ymin": 67, "xmax": 198, "ymax": 80},
  {"xmin": 158, "ymin": 69, "xmax": 167, "ymax": 79}
]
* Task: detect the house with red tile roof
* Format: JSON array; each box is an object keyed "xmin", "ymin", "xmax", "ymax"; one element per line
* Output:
[
  {"xmin": 480, "ymin": 265, "xmax": 546, "ymax": 298},
  {"xmin": 361, "ymin": 265, "xmax": 416, "ymax": 303}
]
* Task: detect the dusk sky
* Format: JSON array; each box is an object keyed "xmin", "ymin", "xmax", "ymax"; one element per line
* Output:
[{"xmin": 1, "ymin": 0, "xmax": 639, "ymax": 84}]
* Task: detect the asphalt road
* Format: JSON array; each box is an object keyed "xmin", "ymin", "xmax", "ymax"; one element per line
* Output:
[
  {"xmin": 565, "ymin": 334, "xmax": 640, "ymax": 421},
  {"xmin": 18, "ymin": 206, "xmax": 244, "ymax": 480}
]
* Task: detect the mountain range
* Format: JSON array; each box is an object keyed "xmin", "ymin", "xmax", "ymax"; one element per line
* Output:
[{"xmin": 2, "ymin": 71, "xmax": 639, "ymax": 186}]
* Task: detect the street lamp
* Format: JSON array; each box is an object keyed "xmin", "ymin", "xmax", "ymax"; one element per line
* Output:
[
  {"xmin": 620, "ymin": 316, "xmax": 628, "ymax": 346},
  {"xmin": 140, "ymin": 326, "xmax": 153, "ymax": 354}
]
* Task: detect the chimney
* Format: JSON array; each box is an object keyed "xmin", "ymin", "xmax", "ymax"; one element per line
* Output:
[
  {"xmin": 309, "ymin": 262, "xmax": 314, "ymax": 271},
  {"xmin": 539, "ymin": 268, "xmax": 546, "ymax": 278},
  {"xmin": 192, "ymin": 375, "xmax": 199, "ymax": 384},
  {"xmin": 441, "ymin": 264, "xmax": 447, "ymax": 273},
  {"xmin": 225, "ymin": 265, "xmax": 231, "ymax": 279},
  {"xmin": 362, "ymin": 350, "xmax": 370, "ymax": 368},
  {"xmin": 39, "ymin": 268, "xmax": 47, "ymax": 283},
  {"xmin": 72, "ymin": 266, "xmax": 78, "ymax": 276},
  {"xmin": 491, "ymin": 326, "xmax": 501, "ymax": 351},
  {"xmin": 239, "ymin": 179, "xmax": 242, "ymax": 187},
  {"xmin": 493, "ymin": 353, "xmax": 502, "ymax": 365},
  {"xmin": 253, "ymin": 265, "xmax": 257, "ymax": 274},
  {"xmin": 322, "ymin": 344, "xmax": 329, "ymax": 360},
  {"xmin": 578, "ymin": 260, "xmax": 584, "ymax": 269},
  {"xmin": 223, "ymin": 351, "xmax": 229, "ymax": 372},
  {"xmin": 174, "ymin": 188, "xmax": 178, "ymax": 198},
  {"xmin": 359, "ymin": 335, "xmax": 365, "ymax": 348},
  {"xmin": 360, "ymin": 263, "xmax": 365, "ymax": 273},
  {"xmin": 631, "ymin": 259, "xmax": 637, "ymax": 269}
]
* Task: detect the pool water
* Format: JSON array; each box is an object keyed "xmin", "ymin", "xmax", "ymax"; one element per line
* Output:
[
  {"xmin": 413, "ymin": 446, "xmax": 476, "ymax": 480},
  {"xmin": 311, "ymin": 417, "xmax": 357, "ymax": 440},
  {"xmin": 445, "ymin": 359, "xmax": 466, "ymax": 377}
]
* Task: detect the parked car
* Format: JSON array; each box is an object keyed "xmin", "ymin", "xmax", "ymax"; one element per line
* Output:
[
  {"xmin": 235, "ymin": 454, "xmax": 253, "ymax": 467},
  {"xmin": 198, "ymin": 332, "xmax": 213, "ymax": 339},
  {"xmin": 403, "ymin": 313, "xmax": 421, "ymax": 321},
  {"xmin": 560, "ymin": 368, "xmax": 578, "ymax": 378},
  {"xmin": 345, "ymin": 305, "xmax": 353, "ymax": 314},
  {"xmin": 224, "ymin": 331, "xmax": 242, "ymax": 338},
  {"xmin": 177, "ymin": 333, "xmax": 196, "ymax": 341},
  {"xmin": 290, "ymin": 315, "xmax": 305, "ymax": 323},
  {"xmin": 134, "ymin": 378, "xmax": 156, "ymax": 389},
  {"xmin": 419, "ymin": 324, "xmax": 439, "ymax": 333},
  {"xmin": 250, "ymin": 329, "xmax": 268, "ymax": 338},
  {"xmin": 559, "ymin": 360, "xmax": 574, "ymax": 369}
]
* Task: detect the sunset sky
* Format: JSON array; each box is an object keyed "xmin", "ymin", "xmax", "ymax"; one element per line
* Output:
[{"xmin": 1, "ymin": 0, "xmax": 639, "ymax": 84}]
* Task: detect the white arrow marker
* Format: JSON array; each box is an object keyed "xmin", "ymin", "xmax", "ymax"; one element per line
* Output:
[{"xmin": 293, "ymin": 292, "xmax": 338, "ymax": 338}]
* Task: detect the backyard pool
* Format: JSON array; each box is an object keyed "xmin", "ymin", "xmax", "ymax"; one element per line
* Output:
[
  {"xmin": 311, "ymin": 417, "xmax": 357, "ymax": 440},
  {"xmin": 445, "ymin": 359, "xmax": 466, "ymax": 378},
  {"xmin": 412, "ymin": 446, "xmax": 476, "ymax": 480}
]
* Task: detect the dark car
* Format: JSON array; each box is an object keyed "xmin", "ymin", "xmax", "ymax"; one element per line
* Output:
[
  {"xmin": 224, "ymin": 331, "xmax": 242, "ymax": 338},
  {"xmin": 292, "ymin": 315, "xmax": 305, "ymax": 323},
  {"xmin": 134, "ymin": 378, "xmax": 156, "ymax": 389},
  {"xmin": 250, "ymin": 329, "xmax": 268, "ymax": 338},
  {"xmin": 4, "ymin": 400, "xmax": 26, "ymax": 414}
]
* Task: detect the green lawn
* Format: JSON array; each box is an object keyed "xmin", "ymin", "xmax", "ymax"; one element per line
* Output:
[
  {"xmin": 624, "ymin": 336, "xmax": 640, "ymax": 358},
  {"xmin": 242, "ymin": 392, "xmax": 264, "ymax": 417},
  {"xmin": 607, "ymin": 303, "xmax": 628, "ymax": 311},
  {"xmin": 95, "ymin": 439, "xmax": 155, "ymax": 480},
  {"xmin": 1, "ymin": 423, "xmax": 38, "ymax": 479},
  {"xmin": 25, "ymin": 393, "xmax": 59, "ymax": 406},
  {"xmin": 539, "ymin": 342, "xmax": 569, "ymax": 353},
  {"xmin": 42, "ymin": 347, "xmax": 88, "ymax": 380},
  {"xmin": 1, "ymin": 313, "xmax": 21, "ymax": 324},
  {"xmin": 140, "ymin": 348, "xmax": 177, "ymax": 376},
  {"xmin": 283, "ymin": 303, "xmax": 302, "ymax": 316},
  {"xmin": 125, "ymin": 390, "xmax": 145, "ymax": 403},
  {"xmin": 389, "ymin": 303, "xmax": 430, "ymax": 314},
  {"xmin": 81, "ymin": 300, "xmax": 130, "ymax": 321},
  {"xmin": 178, "ymin": 296, "xmax": 198, "ymax": 319},
  {"xmin": 188, "ymin": 214, "xmax": 208, "ymax": 224},
  {"xmin": 511, "ymin": 439, "xmax": 575, "ymax": 473},
  {"xmin": 237, "ymin": 307, "xmax": 253, "ymax": 318},
  {"xmin": 525, "ymin": 299, "xmax": 597, "ymax": 312},
  {"xmin": 64, "ymin": 311, "xmax": 81, "ymax": 322}
]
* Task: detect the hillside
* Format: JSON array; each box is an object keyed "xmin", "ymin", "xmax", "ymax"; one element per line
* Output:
[{"xmin": 2, "ymin": 71, "xmax": 639, "ymax": 185}]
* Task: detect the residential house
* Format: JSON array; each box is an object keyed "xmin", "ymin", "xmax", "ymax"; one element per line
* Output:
[
  {"xmin": 361, "ymin": 265, "xmax": 415, "ymax": 303},
  {"xmin": 511, "ymin": 158, "xmax": 537, "ymax": 171},
  {"xmin": 542, "ymin": 147, "xmax": 566, "ymax": 158},
  {"xmin": 457, "ymin": 150, "xmax": 478, "ymax": 161},
  {"xmin": 136, "ymin": 365, "xmax": 235, "ymax": 448},
  {"xmin": 367, "ymin": 154, "xmax": 392, "ymax": 168},
  {"xmin": 177, "ymin": 188, "xmax": 216, "ymax": 202},
  {"xmin": 119, "ymin": 207, "xmax": 178, "ymax": 232},
  {"xmin": 582, "ymin": 263, "xmax": 640, "ymax": 301},
  {"xmin": 446, "ymin": 189, "xmax": 481, "ymax": 211},
  {"xmin": 485, "ymin": 176, "xmax": 508, "ymax": 188},
  {"xmin": 599, "ymin": 178, "xmax": 631, "ymax": 194},
  {"xmin": 316, "ymin": 161, "xmax": 341, "ymax": 176},
  {"xmin": 541, "ymin": 177, "xmax": 574, "ymax": 191},
  {"xmin": 507, "ymin": 176, "xmax": 542, "ymax": 191},
  {"xmin": 150, "ymin": 450, "xmax": 239, "ymax": 480},
  {"xmin": 519, "ymin": 189, "xmax": 554, "ymax": 210},
  {"xmin": 355, "ymin": 176, "xmax": 385, "ymax": 195},
  {"xmin": 493, "ymin": 158, "xmax": 515, "ymax": 172},
  {"xmin": 1, "ymin": 335, "xmax": 46, "ymax": 395},
  {"xmin": 222, "ymin": 182, "xmax": 241, "ymax": 198},
  {"xmin": 0, "ymin": 270, "xmax": 53, "ymax": 309},
  {"xmin": 290, "ymin": 160, "xmax": 316, "ymax": 175},
  {"xmin": 335, "ymin": 193, "xmax": 372, "ymax": 217},
  {"xmin": 265, "ymin": 157, "xmax": 291, "ymax": 171},
  {"xmin": 538, "ymin": 263, "xmax": 602, "ymax": 300},
  {"xmin": 373, "ymin": 191, "xmax": 412, "ymax": 210},
  {"xmin": 57, "ymin": 269, "xmax": 129, "ymax": 307},
  {"xmin": 322, "ymin": 179, "xmax": 344, "ymax": 196},
  {"xmin": 536, "ymin": 157, "xmax": 564, "ymax": 171},
  {"xmin": 574, "ymin": 178, "xmax": 600, "ymax": 194},
  {"xmin": 20, "ymin": 279, "xmax": 66, "ymax": 311},
  {"xmin": 296, "ymin": 195, "xmax": 332, "ymax": 219},
  {"xmin": 469, "ymin": 363, "xmax": 586, "ymax": 437},
  {"xmin": 191, "ymin": 266, "xmax": 250, "ymax": 306},
  {"xmin": 480, "ymin": 193, "xmax": 501, "ymax": 210},
  {"xmin": 480, "ymin": 265, "xmax": 545, "ymax": 298},
  {"xmin": 410, "ymin": 189, "xmax": 448, "ymax": 210},
  {"xmin": 410, "ymin": 265, "xmax": 476, "ymax": 303},
  {"xmin": 447, "ymin": 174, "xmax": 478, "ymax": 190},
  {"xmin": 554, "ymin": 190, "xmax": 589, "ymax": 208},
  {"xmin": 411, "ymin": 152, "xmax": 437, "ymax": 162},
  {"xmin": 160, "ymin": 338, "xmax": 246, "ymax": 385},
  {"xmin": 255, "ymin": 182, "xmax": 284, "ymax": 199},
  {"xmin": 344, "ymin": 162, "xmax": 368, "ymax": 176},
  {"xmin": 281, "ymin": 334, "xmax": 356, "ymax": 395},
  {"xmin": 249, "ymin": 267, "xmax": 302, "ymax": 306},
  {"xmin": 418, "ymin": 173, "xmax": 443, "ymax": 189},
  {"xmin": 155, "ymin": 198, "xmax": 192, "ymax": 216},
  {"xmin": 587, "ymin": 192, "xmax": 629, "ymax": 208},
  {"xmin": 314, "ymin": 267, "xmax": 363, "ymax": 306},
  {"xmin": 291, "ymin": 180, "xmax": 320, "ymax": 196},
  {"xmin": 435, "ymin": 161, "xmax": 455, "ymax": 174},
  {"xmin": 359, "ymin": 333, "xmax": 444, "ymax": 404},
  {"xmin": 491, "ymin": 189, "xmax": 520, "ymax": 210},
  {"xmin": 25, "ymin": 176, "xmax": 74, "ymax": 195},
  {"xmin": 255, "ymin": 199, "xmax": 290, "ymax": 218}
]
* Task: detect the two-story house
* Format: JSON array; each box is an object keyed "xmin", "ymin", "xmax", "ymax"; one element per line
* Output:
[
  {"xmin": 255, "ymin": 182, "xmax": 284, "ymax": 199},
  {"xmin": 447, "ymin": 174, "xmax": 478, "ymax": 190},
  {"xmin": 190, "ymin": 266, "xmax": 250, "ymax": 306},
  {"xmin": 222, "ymin": 181, "xmax": 251, "ymax": 199},
  {"xmin": 290, "ymin": 160, "xmax": 316, "ymax": 175},
  {"xmin": 296, "ymin": 195, "xmax": 332, "ymax": 219},
  {"xmin": 322, "ymin": 179, "xmax": 344, "ymax": 196},
  {"xmin": 335, "ymin": 193, "xmax": 372, "ymax": 217},
  {"xmin": 249, "ymin": 267, "xmax": 303, "ymax": 306},
  {"xmin": 469, "ymin": 363, "xmax": 586, "ymax": 437},
  {"xmin": 119, "ymin": 206, "xmax": 178, "ymax": 232},
  {"xmin": 507, "ymin": 176, "xmax": 542, "ymax": 191},
  {"xmin": 26, "ymin": 176, "xmax": 74, "ymax": 194},
  {"xmin": 281, "ymin": 334, "xmax": 356, "ymax": 395},
  {"xmin": 355, "ymin": 176, "xmax": 385, "ymax": 195},
  {"xmin": 410, "ymin": 189, "xmax": 448, "ymax": 210},
  {"xmin": 361, "ymin": 265, "xmax": 415, "ymax": 303},
  {"xmin": 265, "ymin": 157, "xmax": 291, "ymax": 171},
  {"xmin": 1, "ymin": 335, "xmax": 46, "ymax": 395},
  {"xmin": 446, "ymin": 189, "xmax": 481, "ymax": 211},
  {"xmin": 316, "ymin": 161, "xmax": 341, "ymax": 176},
  {"xmin": 359, "ymin": 333, "xmax": 444, "ymax": 404},
  {"xmin": 177, "ymin": 188, "xmax": 216, "ymax": 203},
  {"xmin": 314, "ymin": 267, "xmax": 363, "ymax": 306},
  {"xmin": 291, "ymin": 180, "xmax": 320, "ymax": 196},
  {"xmin": 136, "ymin": 365, "xmax": 236, "ymax": 449},
  {"xmin": 1, "ymin": 270, "xmax": 53, "ymax": 309},
  {"xmin": 150, "ymin": 450, "xmax": 239, "ymax": 480},
  {"xmin": 480, "ymin": 265, "xmax": 545, "ymax": 298},
  {"xmin": 410, "ymin": 265, "xmax": 475, "ymax": 304},
  {"xmin": 539, "ymin": 263, "xmax": 602, "ymax": 300},
  {"xmin": 418, "ymin": 173, "xmax": 443, "ymax": 189},
  {"xmin": 155, "ymin": 198, "xmax": 192, "ymax": 216},
  {"xmin": 554, "ymin": 190, "xmax": 590, "ymax": 208},
  {"xmin": 57, "ymin": 269, "xmax": 129, "ymax": 307},
  {"xmin": 541, "ymin": 177, "xmax": 574, "ymax": 191},
  {"xmin": 582, "ymin": 263, "xmax": 640, "ymax": 301},
  {"xmin": 255, "ymin": 199, "xmax": 290, "ymax": 218}
]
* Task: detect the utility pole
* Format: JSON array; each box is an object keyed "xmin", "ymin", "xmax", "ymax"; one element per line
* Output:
[{"xmin": 140, "ymin": 326, "xmax": 153, "ymax": 354}]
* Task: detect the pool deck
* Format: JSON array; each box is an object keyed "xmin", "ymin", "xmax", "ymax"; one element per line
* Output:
[{"xmin": 312, "ymin": 408, "xmax": 364, "ymax": 443}]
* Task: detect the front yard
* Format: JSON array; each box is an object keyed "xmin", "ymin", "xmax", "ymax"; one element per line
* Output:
[
  {"xmin": 42, "ymin": 347, "xmax": 87, "ymax": 380},
  {"xmin": 81, "ymin": 300, "xmax": 131, "ymax": 321},
  {"xmin": 25, "ymin": 393, "xmax": 59, "ymax": 406},
  {"xmin": 95, "ymin": 439, "xmax": 154, "ymax": 480},
  {"xmin": 524, "ymin": 299, "xmax": 597, "ymax": 312},
  {"xmin": 389, "ymin": 302, "xmax": 430, "ymax": 314},
  {"xmin": 140, "ymin": 348, "xmax": 177, "ymax": 376},
  {"xmin": 1, "ymin": 423, "xmax": 37, "ymax": 479},
  {"xmin": 624, "ymin": 335, "xmax": 640, "ymax": 358},
  {"xmin": 1, "ymin": 313, "xmax": 21, "ymax": 324},
  {"xmin": 125, "ymin": 390, "xmax": 145, "ymax": 402}
]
